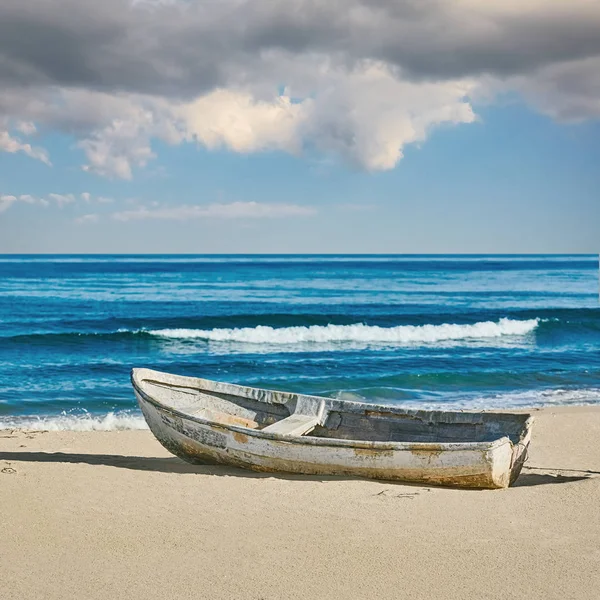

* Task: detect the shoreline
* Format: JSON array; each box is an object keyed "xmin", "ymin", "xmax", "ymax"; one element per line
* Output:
[
  {"xmin": 2, "ymin": 406, "xmax": 600, "ymax": 599},
  {"xmin": 3, "ymin": 402, "xmax": 600, "ymax": 433}
]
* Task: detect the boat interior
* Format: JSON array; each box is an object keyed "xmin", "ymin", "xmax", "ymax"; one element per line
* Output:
[{"xmin": 136, "ymin": 374, "xmax": 532, "ymax": 444}]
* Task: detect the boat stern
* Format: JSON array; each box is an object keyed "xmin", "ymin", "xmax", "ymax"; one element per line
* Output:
[{"xmin": 508, "ymin": 415, "xmax": 535, "ymax": 486}]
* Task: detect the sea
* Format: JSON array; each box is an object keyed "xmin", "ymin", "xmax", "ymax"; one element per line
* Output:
[{"xmin": 0, "ymin": 254, "xmax": 598, "ymax": 430}]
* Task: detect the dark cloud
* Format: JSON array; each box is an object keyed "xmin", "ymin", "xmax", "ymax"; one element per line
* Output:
[{"xmin": 0, "ymin": 0, "xmax": 599, "ymax": 98}]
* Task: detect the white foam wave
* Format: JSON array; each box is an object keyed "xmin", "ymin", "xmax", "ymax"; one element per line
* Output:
[
  {"xmin": 0, "ymin": 411, "xmax": 148, "ymax": 431},
  {"xmin": 468, "ymin": 387, "xmax": 600, "ymax": 409},
  {"xmin": 150, "ymin": 318, "xmax": 539, "ymax": 345}
]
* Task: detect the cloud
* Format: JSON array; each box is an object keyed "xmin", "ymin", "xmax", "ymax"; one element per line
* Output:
[
  {"xmin": 1, "ymin": 191, "xmax": 314, "ymax": 224},
  {"xmin": 0, "ymin": 70, "xmax": 476, "ymax": 178},
  {"xmin": 0, "ymin": 193, "xmax": 48, "ymax": 213},
  {"xmin": 508, "ymin": 56, "xmax": 600, "ymax": 121},
  {"xmin": 77, "ymin": 106, "xmax": 160, "ymax": 179},
  {"xmin": 179, "ymin": 68, "xmax": 476, "ymax": 171},
  {"xmin": 112, "ymin": 201, "xmax": 317, "ymax": 221},
  {"xmin": 0, "ymin": 130, "xmax": 51, "ymax": 165},
  {"xmin": 0, "ymin": 195, "xmax": 18, "ymax": 213},
  {"xmin": 0, "ymin": 0, "xmax": 598, "ymax": 177},
  {"xmin": 298, "ymin": 66, "xmax": 476, "ymax": 170},
  {"xmin": 0, "ymin": 192, "xmax": 116, "ymax": 214},
  {"xmin": 2, "ymin": 1, "xmax": 599, "ymax": 93},
  {"xmin": 181, "ymin": 90, "xmax": 306, "ymax": 154},
  {"xmin": 15, "ymin": 121, "xmax": 37, "ymax": 135}
]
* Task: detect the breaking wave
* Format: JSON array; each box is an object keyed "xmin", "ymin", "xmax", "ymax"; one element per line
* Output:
[
  {"xmin": 0, "ymin": 410, "xmax": 148, "ymax": 431},
  {"xmin": 150, "ymin": 318, "xmax": 540, "ymax": 345}
]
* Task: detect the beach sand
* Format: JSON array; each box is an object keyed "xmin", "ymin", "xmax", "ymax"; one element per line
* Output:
[{"xmin": 1, "ymin": 406, "xmax": 599, "ymax": 600}]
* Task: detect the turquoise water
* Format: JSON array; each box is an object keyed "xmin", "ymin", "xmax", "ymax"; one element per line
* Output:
[{"xmin": 0, "ymin": 255, "xmax": 598, "ymax": 429}]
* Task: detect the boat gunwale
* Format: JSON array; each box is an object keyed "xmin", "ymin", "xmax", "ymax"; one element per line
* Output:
[
  {"xmin": 132, "ymin": 368, "xmax": 533, "ymax": 422},
  {"xmin": 132, "ymin": 368, "xmax": 522, "ymax": 453}
]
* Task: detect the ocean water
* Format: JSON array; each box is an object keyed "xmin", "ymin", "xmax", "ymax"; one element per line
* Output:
[{"xmin": 0, "ymin": 254, "xmax": 598, "ymax": 430}]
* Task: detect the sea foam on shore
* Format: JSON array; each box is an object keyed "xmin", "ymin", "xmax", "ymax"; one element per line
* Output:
[{"xmin": 0, "ymin": 410, "xmax": 147, "ymax": 431}]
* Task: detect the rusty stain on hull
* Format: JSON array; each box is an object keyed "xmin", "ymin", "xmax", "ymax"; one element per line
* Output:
[
  {"xmin": 353, "ymin": 447, "xmax": 394, "ymax": 459},
  {"xmin": 214, "ymin": 413, "xmax": 258, "ymax": 429},
  {"xmin": 410, "ymin": 445, "xmax": 444, "ymax": 460},
  {"xmin": 232, "ymin": 431, "xmax": 249, "ymax": 444}
]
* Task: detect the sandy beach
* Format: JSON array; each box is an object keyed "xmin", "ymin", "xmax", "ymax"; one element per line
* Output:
[{"xmin": 1, "ymin": 406, "xmax": 599, "ymax": 600}]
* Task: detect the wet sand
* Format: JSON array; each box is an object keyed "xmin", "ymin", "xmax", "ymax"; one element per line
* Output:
[{"xmin": 1, "ymin": 406, "xmax": 599, "ymax": 600}]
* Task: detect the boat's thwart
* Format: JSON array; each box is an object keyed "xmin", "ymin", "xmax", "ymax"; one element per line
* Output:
[{"xmin": 131, "ymin": 368, "xmax": 534, "ymax": 489}]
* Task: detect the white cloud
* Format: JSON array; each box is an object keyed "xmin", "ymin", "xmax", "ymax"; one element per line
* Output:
[
  {"xmin": 0, "ymin": 193, "xmax": 50, "ymax": 213},
  {"xmin": 1, "ymin": 193, "xmax": 311, "ymax": 223},
  {"xmin": 0, "ymin": 192, "xmax": 116, "ymax": 214},
  {"xmin": 79, "ymin": 121, "xmax": 156, "ymax": 180},
  {"xmin": 0, "ymin": 130, "xmax": 51, "ymax": 165},
  {"xmin": 112, "ymin": 201, "xmax": 317, "ymax": 221},
  {"xmin": 175, "ymin": 65, "xmax": 476, "ymax": 171},
  {"xmin": 59, "ymin": 93, "xmax": 185, "ymax": 180},
  {"xmin": 0, "ymin": 195, "xmax": 18, "ymax": 213},
  {"xmin": 298, "ymin": 65, "xmax": 476, "ymax": 170},
  {"xmin": 181, "ymin": 90, "xmax": 306, "ymax": 154},
  {"xmin": 15, "ymin": 121, "xmax": 37, "ymax": 135},
  {"xmin": 53, "ymin": 64, "xmax": 476, "ymax": 178}
]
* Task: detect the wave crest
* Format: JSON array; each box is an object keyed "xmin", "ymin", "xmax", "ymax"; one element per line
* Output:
[{"xmin": 150, "ymin": 318, "xmax": 539, "ymax": 345}]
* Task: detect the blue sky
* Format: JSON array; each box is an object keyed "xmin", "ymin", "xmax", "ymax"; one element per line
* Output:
[
  {"xmin": 1, "ymin": 103, "xmax": 598, "ymax": 253},
  {"xmin": 1, "ymin": 1, "xmax": 599, "ymax": 253}
]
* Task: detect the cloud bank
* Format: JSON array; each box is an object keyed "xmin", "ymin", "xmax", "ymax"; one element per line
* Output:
[
  {"xmin": 0, "ymin": 190, "xmax": 315, "ymax": 224},
  {"xmin": 0, "ymin": 192, "xmax": 113, "ymax": 213},
  {"xmin": 111, "ymin": 201, "xmax": 317, "ymax": 221},
  {"xmin": 0, "ymin": 0, "xmax": 598, "ymax": 177}
]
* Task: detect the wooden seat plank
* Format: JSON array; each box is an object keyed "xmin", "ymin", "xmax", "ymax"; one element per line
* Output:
[{"xmin": 261, "ymin": 414, "xmax": 321, "ymax": 436}]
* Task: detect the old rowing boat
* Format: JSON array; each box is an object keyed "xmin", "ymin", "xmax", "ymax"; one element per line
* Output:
[{"xmin": 131, "ymin": 368, "xmax": 533, "ymax": 489}]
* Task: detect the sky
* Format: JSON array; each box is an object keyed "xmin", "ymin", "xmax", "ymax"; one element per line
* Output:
[{"xmin": 0, "ymin": 0, "xmax": 599, "ymax": 254}]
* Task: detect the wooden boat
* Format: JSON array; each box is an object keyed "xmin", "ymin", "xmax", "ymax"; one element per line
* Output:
[{"xmin": 131, "ymin": 368, "xmax": 534, "ymax": 489}]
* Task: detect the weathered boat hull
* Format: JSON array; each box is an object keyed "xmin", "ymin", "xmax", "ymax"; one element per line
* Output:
[{"xmin": 132, "ymin": 369, "xmax": 532, "ymax": 489}]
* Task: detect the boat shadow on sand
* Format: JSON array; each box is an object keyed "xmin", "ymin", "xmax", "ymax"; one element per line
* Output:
[{"xmin": 0, "ymin": 451, "xmax": 598, "ymax": 488}]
